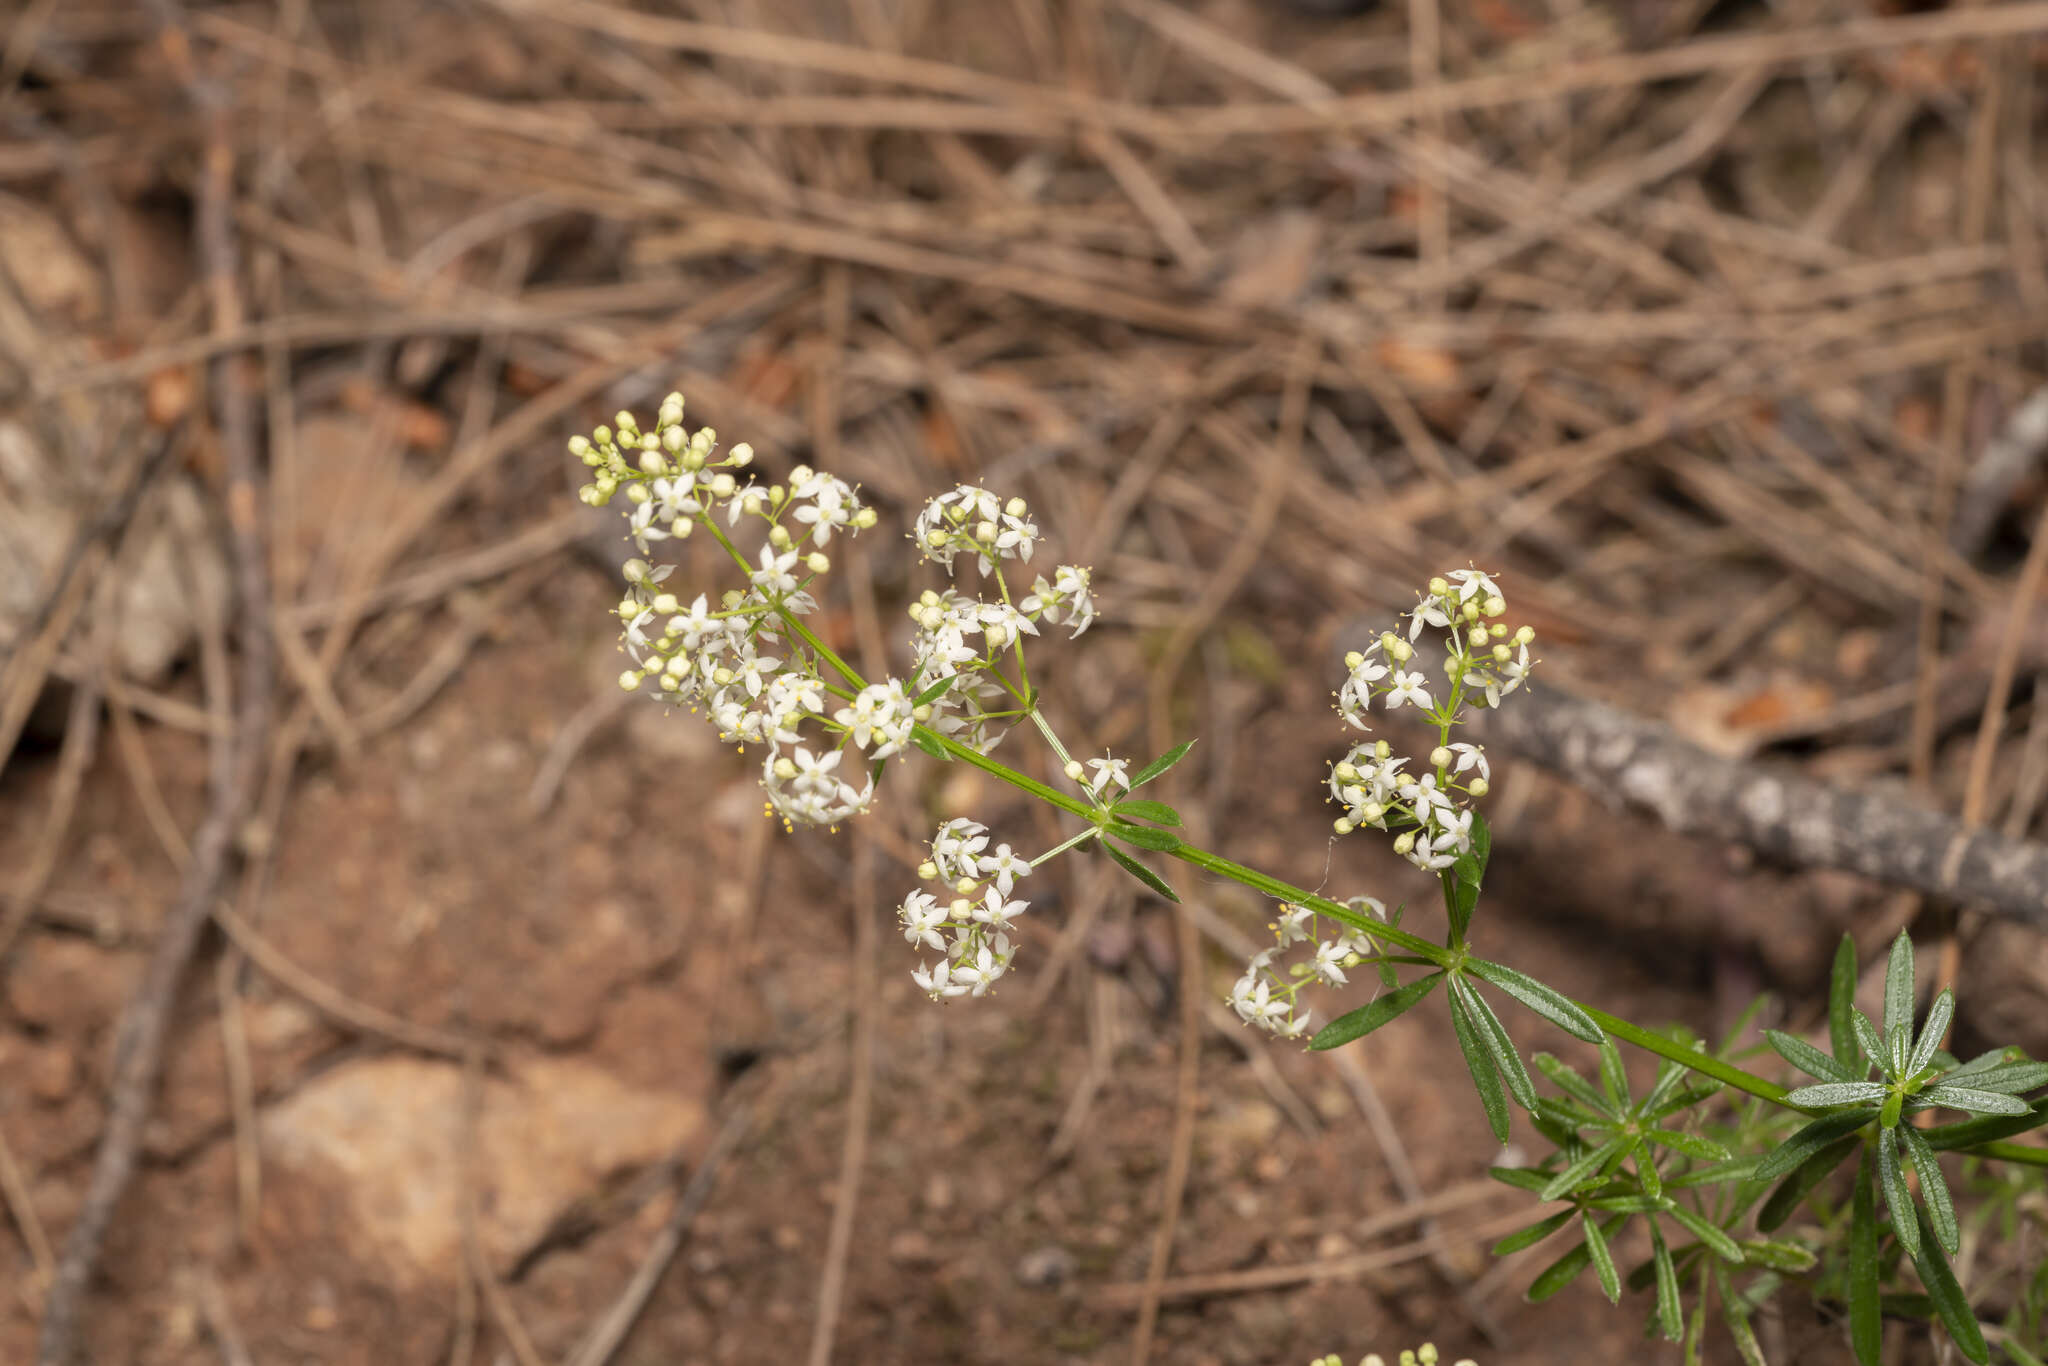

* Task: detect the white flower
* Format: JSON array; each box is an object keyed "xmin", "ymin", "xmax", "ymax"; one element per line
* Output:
[
  {"xmin": 1384, "ymin": 671, "xmax": 1433, "ymax": 711},
  {"xmin": 977, "ymin": 843, "xmax": 1032, "ymax": 896},
  {"xmin": 931, "ymin": 818, "xmax": 990, "ymax": 882},
  {"xmin": 1338, "ymin": 645, "xmax": 1389, "ymax": 728},
  {"xmin": 900, "ymin": 890, "xmax": 947, "ymax": 951},
  {"xmin": 1274, "ymin": 903, "xmax": 1315, "ymax": 946},
  {"xmin": 1448, "ymin": 742, "xmax": 1489, "ymax": 781},
  {"xmin": 950, "ymin": 944, "xmax": 1004, "ymax": 996},
  {"xmin": 912, "ymin": 959, "xmax": 962, "ymax": 998},
  {"xmin": 750, "ymin": 543, "xmax": 800, "ymax": 596},
  {"xmin": 1406, "ymin": 595, "xmax": 1452, "ymax": 643},
  {"xmin": 1407, "ymin": 831, "xmax": 1458, "ymax": 872},
  {"xmin": 791, "ymin": 470, "xmax": 856, "ymax": 544},
  {"xmin": 1229, "ymin": 973, "xmax": 1291, "ymax": 1031},
  {"xmin": 1086, "ymin": 754, "xmax": 1131, "ymax": 798},
  {"xmin": 1447, "ymin": 568, "xmax": 1499, "ymax": 604},
  {"xmin": 1311, "ymin": 938, "xmax": 1351, "ymax": 986},
  {"xmin": 972, "ymin": 888, "xmax": 1028, "ymax": 931}
]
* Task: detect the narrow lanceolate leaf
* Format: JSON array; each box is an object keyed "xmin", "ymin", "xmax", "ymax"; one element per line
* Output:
[
  {"xmin": 1934, "ymin": 1061, "xmax": 2048, "ymax": 1096},
  {"xmin": 1644, "ymin": 1128, "xmax": 1733, "ymax": 1163},
  {"xmin": 1941, "ymin": 1045, "xmax": 2029, "ymax": 1083},
  {"xmin": 1651, "ymin": 1224, "xmax": 1684, "ymax": 1343},
  {"xmin": 1449, "ymin": 986, "xmax": 1512, "ymax": 1143},
  {"xmin": 1882, "ymin": 931, "xmax": 1915, "ymax": 1039},
  {"xmin": 1533, "ymin": 1053, "xmax": 1613, "ymax": 1116},
  {"xmin": 1538, "ymin": 1135, "xmax": 1628, "ymax": 1202},
  {"xmin": 1848, "ymin": 1155, "xmax": 1882, "ymax": 1366},
  {"xmin": 1922, "ymin": 1099, "xmax": 2048, "ymax": 1151},
  {"xmin": 1911, "ymin": 1212, "xmax": 1990, "ymax": 1365},
  {"xmin": 1876, "ymin": 1127, "xmax": 1920, "ymax": 1261},
  {"xmin": 1445, "ymin": 813, "xmax": 1491, "ymax": 942},
  {"xmin": 1492, "ymin": 1208, "xmax": 1574, "ymax": 1256},
  {"xmin": 1664, "ymin": 1156, "xmax": 1760, "ymax": 1191},
  {"xmin": 1108, "ymin": 798, "xmax": 1181, "ymax": 826},
  {"xmin": 1897, "ymin": 1124, "xmax": 1959, "ymax": 1255},
  {"xmin": 1661, "ymin": 1203, "xmax": 1744, "ymax": 1264},
  {"xmin": 1107, "ymin": 822, "xmax": 1180, "ymax": 852},
  {"xmin": 1453, "ymin": 978, "xmax": 1538, "ymax": 1111},
  {"xmin": 1916, "ymin": 1084, "xmax": 2034, "ymax": 1116},
  {"xmin": 1852, "ymin": 1011, "xmax": 1887, "ymax": 1074},
  {"xmin": 1737, "ymin": 1239, "xmax": 1817, "ymax": 1273},
  {"xmin": 1908, "ymin": 989, "xmax": 1955, "ymax": 1077},
  {"xmin": 1128, "ymin": 738, "xmax": 1195, "ymax": 789},
  {"xmin": 1766, "ymin": 1028, "xmax": 1856, "ymax": 1083},
  {"xmin": 1466, "ymin": 958, "xmax": 1604, "ymax": 1044},
  {"xmin": 1487, "ymin": 1165, "xmax": 1553, "ymax": 1194},
  {"xmin": 911, "ymin": 729, "xmax": 948, "ymax": 759},
  {"xmin": 1755, "ymin": 1111, "xmax": 1870, "ymax": 1182},
  {"xmin": 1716, "ymin": 1263, "xmax": 1768, "ymax": 1366},
  {"xmin": 1308, "ymin": 971, "xmax": 1444, "ymax": 1051},
  {"xmin": 1524, "ymin": 1213, "xmax": 1626, "ymax": 1303},
  {"xmin": 913, "ymin": 675, "xmax": 956, "ymax": 707},
  {"xmin": 1598, "ymin": 1037, "xmax": 1629, "ymax": 1111},
  {"xmin": 1582, "ymin": 1210, "xmax": 1621, "ymax": 1305},
  {"xmin": 1830, "ymin": 933, "xmax": 1865, "ymax": 1076},
  {"xmin": 1758, "ymin": 1135, "xmax": 1859, "ymax": 1232},
  {"xmin": 1102, "ymin": 841, "xmax": 1179, "ymax": 903},
  {"xmin": 1783, "ymin": 1081, "xmax": 1888, "ymax": 1110}
]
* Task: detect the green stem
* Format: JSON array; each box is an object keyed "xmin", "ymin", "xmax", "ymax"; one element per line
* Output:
[
  {"xmin": 1580, "ymin": 1006, "xmax": 1794, "ymax": 1110},
  {"xmin": 1971, "ymin": 1140, "xmax": 2048, "ymax": 1168}
]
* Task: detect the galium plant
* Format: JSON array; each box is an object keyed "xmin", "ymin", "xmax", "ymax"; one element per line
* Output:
[{"xmin": 570, "ymin": 395, "xmax": 2048, "ymax": 1365}]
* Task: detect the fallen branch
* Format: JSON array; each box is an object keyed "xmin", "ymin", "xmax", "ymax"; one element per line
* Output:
[{"xmin": 1466, "ymin": 682, "xmax": 2048, "ymax": 931}]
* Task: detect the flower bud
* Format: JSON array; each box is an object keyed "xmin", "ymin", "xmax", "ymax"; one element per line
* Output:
[
  {"xmin": 773, "ymin": 757, "xmax": 797, "ymax": 780},
  {"xmin": 1514, "ymin": 625, "xmax": 1535, "ymax": 646},
  {"xmin": 769, "ymin": 525, "xmax": 793, "ymax": 550},
  {"xmin": 1334, "ymin": 761, "xmax": 1359, "ymax": 782},
  {"xmin": 622, "ymin": 558, "xmax": 652, "ymax": 583},
  {"xmin": 1361, "ymin": 802, "xmax": 1384, "ymax": 824},
  {"xmin": 1483, "ymin": 595, "xmax": 1506, "ymax": 617},
  {"xmin": 618, "ymin": 670, "xmax": 642, "ymax": 691},
  {"xmin": 615, "ymin": 410, "xmax": 638, "ymax": 435},
  {"xmin": 1005, "ymin": 496, "xmax": 1027, "ymax": 517},
  {"xmin": 1467, "ymin": 778, "xmax": 1489, "ymax": 797},
  {"xmin": 1373, "ymin": 740, "xmax": 1391, "ymax": 760},
  {"xmin": 976, "ymin": 520, "xmax": 998, "ymax": 543},
  {"xmin": 1493, "ymin": 643, "xmax": 1511, "ymax": 664},
  {"xmin": 1064, "ymin": 760, "xmax": 1083, "ymax": 780},
  {"xmin": 652, "ymin": 593, "xmax": 678, "ymax": 614},
  {"xmin": 568, "ymin": 434, "xmax": 592, "ymax": 456},
  {"xmin": 577, "ymin": 484, "xmax": 606, "ymax": 506},
  {"xmin": 805, "ymin": 551, "xmax": 828, "ymax": 573},
  {"xmin": 710, "ymin": 473, "xmax": 736, "ymax": 497},
  {"xmin": 592, "ymin": 424, "xmax": 612, "ymax": 446},
  {"xmin": 729, "ymin": 442, "xmax": 754, "ymax": 467},
  {"xmin": 662, "ymin": 425, "xmax": 686, "ymax": 452},
  {"xmin": 917, "ymin": 860, "xmax": 938, "ymax": 881},
  {"xmin": 664, "ymin": 653, "xmax": 691, "ymax": 677},
  {"xmin": 1428, "ymin": 576, "xmax": 1449, "ymax": 597},
  {"xmin": 1467, "ymin": 627, "xmax": 1487, "ymax": 649},
  {"xmin": 625, "ymin": 483, "xmax": 650, "ymax": 504},
  {"xmin": 1393, "ymin": 832, "xmax": 1415, "ymax": 855},
  {"xmin": 1430, "ymin": 746, "xmax": 1451, "ymax": 768},
  {"xmin": 1343, "ymin": 650, "xmax": 1364, "ymax": 670}
]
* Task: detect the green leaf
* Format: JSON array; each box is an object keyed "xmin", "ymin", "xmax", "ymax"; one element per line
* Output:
[
  {"xmin": 1108, "ymin": 798, "xmax": 1181, "ymax": 826},
  {"xmin": 1128, "ymin": 739, "xmax": 1195, "ymax": 789},
  {"xmin": 1880, "ymin": 1089, "xmax": 1904, "ymax": 1130},
  {"xmin": 1492, "ymin": 1208, "xmax": 1574, "ymax": 1256},
  {"xmin": 1645, "ymin": 1079, "xmax": 1726, "ymax": 1123},
  {"xmin": 1940, "ymin": 1045, "xmax": 2029, "ymax": 1083},
  {"xmin": 1848, "ymin": 1155, "xmax": 1881, "ymax": 1366},
  {"xmin": 1883, "ymin": 931, "xmax": 1915, "ymax": 1040},
  {"xmin": 1917, "ymin": 1085, "xmax": 2034, "ymax": 1116},
  {"xmin": 1784, "ymin": 1081, "xmax": 1888, "ymax": 1109},
  {"xmin": 1888, "ymin": 1021, "xmax": 1911, "ymax": 1078},
  {"xmin": 1533, "ymin": 1053, "xmax": 1613, "ymax": 1116},
  {"xmin": 1585, "ymin": 1194, "xmax": 1665, "ymax": 1214},
  {"xmin": 1908, "ymin": 989, "xmax": 1955, "ymax": 1078},
  {"xmin": 1538, "ymin": 1135, "xmax": 1628, "ymax": 1202},
  {"xmin": 1107, "ymin": 822, "xmax": 1180, "ymax": 852},
  {"xmin": 1651, "ymin": 1224, "xmax": 1684, "ymax": 1343},
  {"xmin": 1911, "ymin": 1212, "xmax": 1990, "ymax": 1364},
  {"xmin": 1921, "ymin": 1099, "xmax": 2048, "ymax": 1150},
  {"xmin": 1445, "ymin": 812, "xmax": 1490, "ymax": 941},
  {"xmin": 1934, "ymin": 1061, "xmax": 2048, "ymax": 1095},
  {"xmin": 1525, "ymin": 1235, "xmax": 1595, "ymax": 1303},
  {"xmin": 1486, "ymin": 1165, "xmax": 1553, "ymax": 1194},
  {"xmin": 1599, "ymin": 1037, "xmax": 1629, "ymax": 1111},
  {"xmin": 1465, "ymin": 958, "xmax": 1604, "ymax": 1044},
  {"xmin": 1897, "ymin": 1123, "xmax": 1958, "ymax": 1255},
  {"xmin": 1757, "ymin": 1135, "xmax": 1859, "ymax": 1232},
  {"xmin": 1877, "ymin": 1127, "xmax": 1920, "ymax": 1260},
  {"xmin": 911, "ymin": 729, "xmax": 948, "ymax": 760},
  {"xmin": 1852, "ymin": 1011, "xmax": 1887, "ymax": 1074},
  {"xmin": 912, "ymin": 675, "xmax": 956, "ymax": 707},
  {"xmin": 1766, "ymin": 1028, "xmax": 1856, "ymax": 1083},
  {"xmin": 1102, "ymin": 841, "xmax": 1179, "ymax": 903},
  {"xmin": 1309, "ymin": 971, "xmax": 1444, "ymax": 1051},
  {"xmin": 1663, "ymin": 1203, "xmax": 1744, "ymax": 1264},
  {"xmin": 1736, "ymin": 1239, "xmax": 1817, "ymax": 1273},
  {"xmin": 1755, "ymin": 1111, "xmax": 1870, "ymax": 1181},
  {"xmin": 1583, "ymin": 1209, "xmax": 1621, "ymax": 1305},
  {"xmin": 1644, "ymin": 1128, "xmax": 1733, "ymax": 1163},
  {"xmin": 1716, "ymin": 1264, "xmax": 1768, "ymax": 1366},
  {"xmin": 1453, "ymin": 978, "xmax": 1538, "ymax": 1112},
  {"xmin": 1831, "ymin": 933, "xmax": 1866, "ymax": 1076},
  {"xmin": 1449, "ymin": 986, "xmax": 1511, "ymax": 1143},
  {"xmin": 1664, "ymin": 1156, "xmax": 1760, "ymax": 1190}
]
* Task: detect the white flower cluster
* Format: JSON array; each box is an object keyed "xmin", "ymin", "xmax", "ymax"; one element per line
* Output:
[
  {"xmin": 1229, "ymin": 897, "xmax": 1389, "ymax": 1040},
  {"xmin": 903, "ymin": 484, "xmax": 1096, "ymax": 754},
  {"xmin": 899, "ymin": 817, "xmax": 1036, "ymax": 998},
  {"xmin": 574, "ymin": 393, "xmax": 894, "ymax": 828},
  {"xmin": 1310, "ymin": 1345, "xmax": 1476, "ymax": 1366},
  {"xmin": 1327, "ymin": 571, "xmax": 1535, "ymax": 874}
]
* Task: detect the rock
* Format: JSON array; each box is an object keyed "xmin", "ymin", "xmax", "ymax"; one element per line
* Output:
[
  {"xmin": 0, "ymin": 419, "xmax": 230, "ymax": 689},
  {"xmin": 260, "ymin": 1052, "xmax": 703, "ymax": 1284}
]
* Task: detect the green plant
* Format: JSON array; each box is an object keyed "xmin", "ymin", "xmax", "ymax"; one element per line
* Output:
[{"xmin": 570, "ymin": 395, "xmax": 2048, "ymax": 1364}]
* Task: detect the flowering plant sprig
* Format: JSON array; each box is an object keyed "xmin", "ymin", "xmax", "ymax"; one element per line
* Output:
[{"xmin": 568, "ymin": 397, "xmax": 2048, "ymax": 1366}]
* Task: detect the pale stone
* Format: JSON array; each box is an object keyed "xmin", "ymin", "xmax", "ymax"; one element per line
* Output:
[{"xmin": 261, "ymin": 1053, "xmax": 703, "ymax": 1283}]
